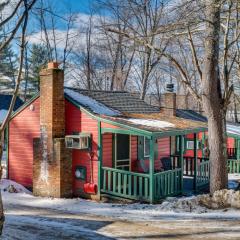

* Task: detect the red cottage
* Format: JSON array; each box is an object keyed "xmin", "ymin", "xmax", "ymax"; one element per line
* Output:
[{"xmin": 7, "ymin": 63, "xmax": 214, "ymax": 203}]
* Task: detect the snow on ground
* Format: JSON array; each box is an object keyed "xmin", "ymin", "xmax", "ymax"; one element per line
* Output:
[
  {"xmin": 127, "ymin": 118, "xmax": 175, "ymax": 128},
  {"xmin": 2, "ymin": 175, "xmax": 240, "ymax": 222},
  {"xmin": 0, "ymin": 179, "xmax": 31, "ymax": 194}
]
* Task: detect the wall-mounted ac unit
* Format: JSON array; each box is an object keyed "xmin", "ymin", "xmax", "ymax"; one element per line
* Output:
[{"xmin": 65, "ymin": 133, "xmax": 91, "ymax": 150}]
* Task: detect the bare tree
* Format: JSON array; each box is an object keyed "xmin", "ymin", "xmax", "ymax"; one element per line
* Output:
[
  {"xmin": 107, "ymin": 0, "xmax": 240, "ymax": 193},
  {"xmin": 0, "ymin": 0, "xmax": 36, "ymax": 233}
]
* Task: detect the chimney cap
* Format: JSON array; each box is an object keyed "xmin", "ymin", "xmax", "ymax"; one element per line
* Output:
[
  {"xmin": 48, "ymin": 62, "xmax": 59, "ymax": 69},
  {"xmin": 166, "ymin": 83, "xmax": 174, "ymax": 93}
]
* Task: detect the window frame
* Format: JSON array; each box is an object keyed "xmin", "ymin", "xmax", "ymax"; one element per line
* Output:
[
  {"xmin": 65, "ymin": 133, "xmax": 91, "ymax": 150},
  {"xmin": 185, "ymin": 139, "xmax": 200, "ymax": 150},
  {"xmin": 143, "ymin": 136, "xmax": 150, "ymax": 158}
]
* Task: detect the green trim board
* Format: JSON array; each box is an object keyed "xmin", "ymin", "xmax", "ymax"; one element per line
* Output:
[
  {"xmin": 149, "ymin": 136, "xmax": 155, "ymax": 203},
  {"xmin": 152, "ymin": 127, "xmax": 207, "ymax": 138},
  {"xmin": 5, "ymin": 124, "xmax": 9, "ymax": 179},
  {"xmin": 179, "ymin": 135, "xmax": 184, "ymax": 193},
  {"xmin": 237, "ymin": 139, "xmax": 240, "ymax": 160},
  {"xmin": 193, "ymin": 133, "xmax": 197, "ymax": 191},
  {"xmin": 97, "ymin": 121, "xmax": 102, "ymax": 197},
  {"xmin": 102, "ymin": 127, "xmax": 150, "ymax": 137}
]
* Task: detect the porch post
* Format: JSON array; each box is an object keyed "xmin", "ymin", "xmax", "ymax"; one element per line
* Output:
[
  {"xmin": 97, "ymin": 121, "xmax": 103, "ymax": 198},
  {"xmin": 179, "ymin": 135, "xmax": 184, "ymax": 193},
  {"xmin": 202, "ymin": 132, "xmax": 205, "ymax": 158},
  {"xmin": 149, "ymin": 136, "xmax": 155, "ymax": 203},
  {"xmin": 194, "ymin": 133, "xmax": 197, "ymax": 191}
]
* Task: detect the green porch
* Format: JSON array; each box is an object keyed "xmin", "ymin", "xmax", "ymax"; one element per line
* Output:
[{"xmin": 97, "ymin": 121, "xmax": 211, "ymax": 203}]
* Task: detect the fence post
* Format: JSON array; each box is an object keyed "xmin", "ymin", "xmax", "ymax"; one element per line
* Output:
[
  {"xmin": 149, "ymin": 136, "xmax": 155, "ymax": 203},
  {"xmin": 194, "ymin": 133, "xmax": 197, "ymax": 191}
]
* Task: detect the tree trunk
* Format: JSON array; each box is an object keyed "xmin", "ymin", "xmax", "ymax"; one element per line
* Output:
[{"xmin": 202, "ymin": 0, "xmax": 228, "ymax": 194}]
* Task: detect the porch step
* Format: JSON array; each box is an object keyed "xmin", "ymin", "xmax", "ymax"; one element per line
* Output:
[{"xmin": 100, "ymin": 193, "xmax": 136, "ymax": 203}]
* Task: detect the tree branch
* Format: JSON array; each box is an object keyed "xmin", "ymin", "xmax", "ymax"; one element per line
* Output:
[
  {"xmin": 187, "ymin": 27, "xmax": 202, "ymax": 81},
  {"xmin": 0, "ymin": 0, "xmax": 29, "ymax": 133}
]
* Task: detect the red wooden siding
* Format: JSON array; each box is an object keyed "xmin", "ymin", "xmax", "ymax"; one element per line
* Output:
[
  {"xmin": 102, "ymin": 133, "xmax": 113, "ymax": 168},
  {"xmin": 185, "ymin": 133, "xmax": 203, "ymax": 158},
  {"xmin": 227, "ymin": 137, "xmax": 235, "ymax": 148},
  {"xmin": 131, "ymin": 136, "xmax": 138, "ymax": 170},
  {"xmin": 105, "ymin": 135, "xmax": 171, "ymax": 172},
  {"xmin": 8, "ymin": 98, "xmax": 40, "ymax": 188},
  {"xmin": 65, "ymin": 101, "xmax": 99, "ymax": 196}
]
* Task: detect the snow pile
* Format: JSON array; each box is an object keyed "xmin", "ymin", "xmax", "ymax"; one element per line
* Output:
[
  {"xmin": 0, "ymin": 110, "xmax": 7, "ymax": 123},
  {"xmin": 65, "ymin": 89, "xmax": 121, "ymax": 116},
  {"xmin": 158, "ymin": 196, "xmax": 208, "ymax": 213},
  {"xmin": 0, "ymin": 179, "xmax": 31, "ymax": 194},
  {"xmin": 198, "ymin": 189, "xmax": 240, "ymax": 209},
  {"xmin": 127, "ymin": 118, "xmax": 175, "ymax": 128}
]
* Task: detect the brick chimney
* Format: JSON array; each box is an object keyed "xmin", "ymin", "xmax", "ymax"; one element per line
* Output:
[
  {"xmin": 33, "ymin": 62, "xmax": 72, "ymax": 198},
  {"xmin": 164, "ymin": 83, "xmax": 176, "ymax": 117}
]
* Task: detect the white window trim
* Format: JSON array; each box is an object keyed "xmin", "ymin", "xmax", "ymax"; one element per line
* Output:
[
  {"xmin": 65, "ymin": 135, "xmax": 90, "ymax": 149},
  {"xmin": 186, "ymin": 140, "xmax": 199, "ymax": 150},
  {"xmin": 144, "ymin": 136, "xmax": 150, "ymax": 158}
]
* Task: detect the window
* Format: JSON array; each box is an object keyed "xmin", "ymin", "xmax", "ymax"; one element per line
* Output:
[
  {"xmin": 65, "ymin": 133, "xmax": 91, "ymax": 150},
  {"xmin": 186, "ymin": 140, "xmax": 194, "ymax": 150},
  {"xmin": 186, "ymin": 140, "xmax": 200, "ymax": 150},
  {"xmin": 144, "ymin": 137, "xmax": 150, "ymax": 157}
]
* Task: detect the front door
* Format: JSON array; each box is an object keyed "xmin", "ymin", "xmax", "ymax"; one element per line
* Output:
[{"xmin": 114, "ymin": 134, "xmax": 130, "ymax": 170}]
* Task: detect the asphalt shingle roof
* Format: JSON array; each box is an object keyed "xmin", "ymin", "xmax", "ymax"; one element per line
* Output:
[
  {"xmin": 176, "ymin": 109, "xmax": 207, "ymax": 122},
  {"xmin": 65, "ymin": 87, "xmax": 160, "ymax": 114}
]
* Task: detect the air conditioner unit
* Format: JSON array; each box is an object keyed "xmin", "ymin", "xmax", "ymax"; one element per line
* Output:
[{"xmin": 65, "ymin": 133, "xmax": 91, "ymax": 150}]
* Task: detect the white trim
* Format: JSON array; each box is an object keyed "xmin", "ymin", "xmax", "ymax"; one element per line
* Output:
[{"xmin": 144, "ymin": 136, "xmax": 150, "ymax": 158}]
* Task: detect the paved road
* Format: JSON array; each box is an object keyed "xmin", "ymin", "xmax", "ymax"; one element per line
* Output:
[{"xmin": 1, "ymin": 203, "xmax": 240, "ymax": 239}]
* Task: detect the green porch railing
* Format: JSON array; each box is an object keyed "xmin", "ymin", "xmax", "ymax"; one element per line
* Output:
[
  {"xmin": 154, "ymin": 168, "xmax": 182, "ymax": 199},
  {"xmin": 101, "ymin": 167, "xmax": 150, "ymax": 201},
  {"xmin": 196, "ymin": 160, "xmax": 210, "ymax": 188},
  {"xmin": 228, "ymin": 159, "xmax": 240, "ymax": 173}
]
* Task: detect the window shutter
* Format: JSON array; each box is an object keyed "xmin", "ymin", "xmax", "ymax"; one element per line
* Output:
[{"xmin": 138, "ymin": 136, "xmax": 144, "ymax": 160}]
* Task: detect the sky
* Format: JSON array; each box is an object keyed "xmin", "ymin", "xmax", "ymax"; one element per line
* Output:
[{"xmin": 50, "ymin": 0, "xmax": 98, "ymax": 17}]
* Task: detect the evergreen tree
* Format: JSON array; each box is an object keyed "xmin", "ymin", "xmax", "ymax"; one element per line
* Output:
[
  {"xmin": 0, "ymin": 42, "xmax": 17, "ymax": 93},
  {"xmin": 28, "ymin": 43, "xmax": 49, "ymax": 91}
]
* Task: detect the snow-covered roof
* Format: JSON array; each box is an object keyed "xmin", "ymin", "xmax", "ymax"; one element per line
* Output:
[
  {"xmin": 64, "ymin": 88, "xmax": 121, "ymax": 116},
  {"xmin": 227, "ymin": 123, "xmax": 240, "ymax": 137},
  {"xmin": 127, "ymin": 118, "xmax": 175, "ymax": 129}
]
